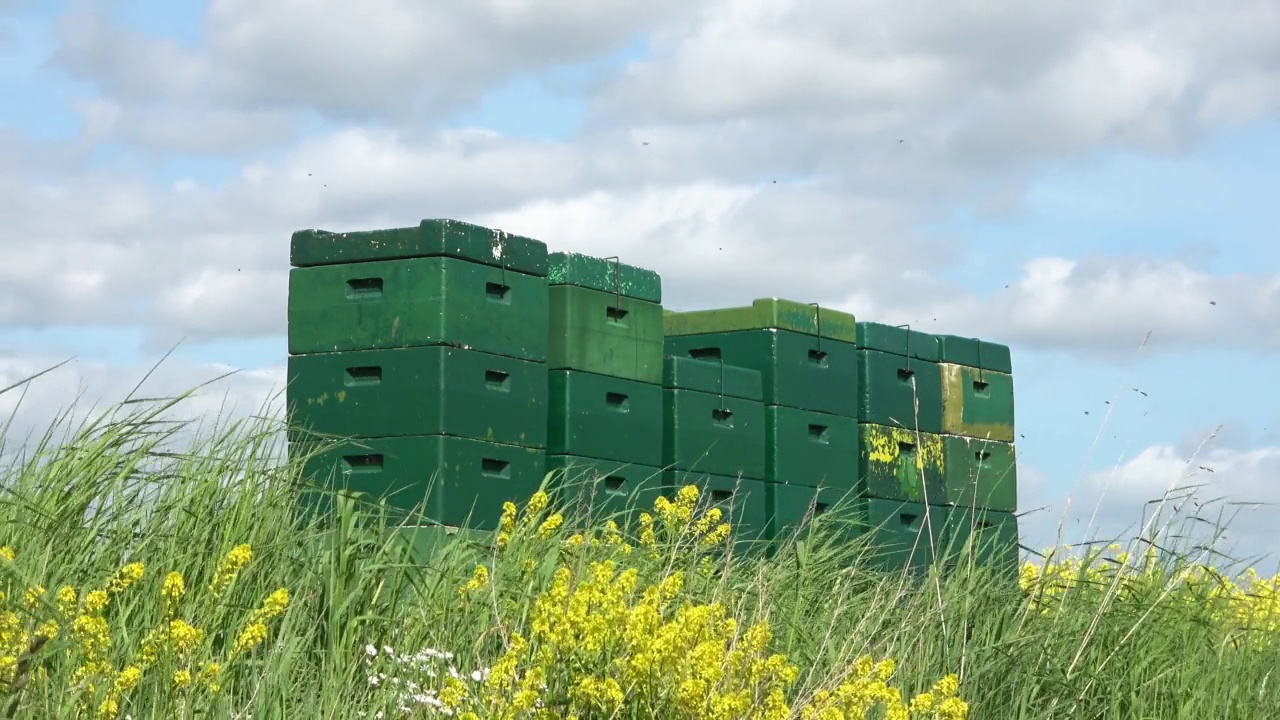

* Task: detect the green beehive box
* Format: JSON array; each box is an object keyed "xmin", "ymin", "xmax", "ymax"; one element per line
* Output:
[
  {"xmin": 298, "ymin": 435, "xmax": 546, "ymax": 530},
  {"xmin": 290, "ymin": 218, "xmax": 548, "ymax": 276},
  {"xmin": 547, "ymin": 371, "xmax": 663, "ymax": 465},
  {"xmin": 857, "ymin": 322, "xmax": 941, "ymax": 361},
  {"xmin": 941, "ymin": 364, "xmax": 1015, "ymax": 442},
  {"xmin": 548, "ymin": 285, "xmax": 664, "ymax": 384},
  {"xmin": 662, "ymin": 356, "xmax": 765, "ymax": 479},
  {"xmin": 858, "ymin": 423, "xmax": 946, "ymax": 505},
  {"xmin": 665, "ymin": 298, "xmax": 857, "ymax": 341},
  {"xmin": 662, "ymin": 355, "xmax": 764, "ymax": 399},
  {"xmin": 943, "ymin": 436, "xmax": 1017, "ymax": 512},
  {"xmin": 547, "ymin": 252, "xmax": 662, "ymax": 304},
  {"xmin": 663, "ymin": 389, "xmax": 766, "ymax": 480},
  {"xmin": 663, "ymin": 470, "xmax": 769, "ymax": 544},
  {"xmin": 857, "ymin": 349, "xmax": 943, "ymax": 433},
  {"xmin": 765, "ymin": 483, "xmax": 863, "ymax": 544},
  {"xmin": 545, "ymin": 455, "xmax": 665, "ymax": 523},
  {"xmin": 764, "ymin": 406, "xmax": 859, "ymax": 490},
  {"xmin": 936, "ymin": 335, "xmax": 1013, "ymax": 374},
  {"xmin": 862, "ymin": 499, "xmax": 947, "ymax": 575},
  {"xmin": 665, "ymin": 330, "xmax": 859, "ymax": 417},
  {"xmin": 286, "ymin": 346, "xmax": 546, "ymax": 447},
  {"xmin": 288, "ymin": 256, "xmax": 548, "ymax": 360},
  {"xmin": 939, "ymin": 506, "xmax": 1019, "ymax": 580}
]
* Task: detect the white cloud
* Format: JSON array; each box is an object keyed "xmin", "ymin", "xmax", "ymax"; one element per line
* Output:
[
  {"xmin": 47, "ymin": 0, "xmax": 695, "ymax": 137},
  {"xmin": 976, "ymin": 256, "xmax": 1280, "ymax": 353},
  {"xmin": 1020, "ymin": 440, "xmax": 1280, "ymax": 571},
  {"xmin": 0, "ymin": 354, "xmax": 286, "ymax": 456}
]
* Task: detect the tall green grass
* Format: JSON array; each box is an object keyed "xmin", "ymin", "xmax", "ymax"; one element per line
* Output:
[{"xmin": 0, "ymin": 365, "xmax": 1276, "ymax": 718}]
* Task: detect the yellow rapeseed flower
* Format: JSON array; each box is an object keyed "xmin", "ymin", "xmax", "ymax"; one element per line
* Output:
[
  {"xmin": 536, "ymin": 513, "xmax": 564, "ymax": 539},
  {"xmin": 460, "ymin": 565, "xmax": 489, "ymax": 596},
  {"xmin": 233, "ymin": 621, "xmax": 268, "ymax": 655},
  {"xmin": 168, "ymin": 619, "xmax": 204, "ymax": 654},
  {"xmin": 210, "ymin": 544, "xmax": 253, "ymax": 597},
  {"xmin": 83, "ymin": 590, "xmax": 110, "ymax": 614},
  {"xmin": 55, "ymin": 586, "xmax": 78, "ymax": 616},
  {"xmin": 104, "ymin": 562, "xmax": 145, "ymax": 595},
  {"xmin": 255, "ymin": 588, "xmax": 289, "ymax": 620},
  {"xmin": 162, "ymin": 571, "xmax": 185, "ymax": 613}
]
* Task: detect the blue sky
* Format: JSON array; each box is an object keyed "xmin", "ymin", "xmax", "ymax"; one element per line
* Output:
[{"xmin": 2, "ymin": 0, "xmax": 1278, "ymax": 567}]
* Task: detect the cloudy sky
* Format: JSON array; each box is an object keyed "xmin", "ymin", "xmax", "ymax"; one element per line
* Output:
[{"xmin": 1, "ymin": 0, "xmax": 1278, "ymax": 570}]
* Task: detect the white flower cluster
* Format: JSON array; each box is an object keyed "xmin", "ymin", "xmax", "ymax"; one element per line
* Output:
[{"xmin": 357, "ymin": 643, "xmax": 490, "ymax": 718}]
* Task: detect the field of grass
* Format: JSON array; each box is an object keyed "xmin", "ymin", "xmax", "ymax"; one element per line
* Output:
[{"xmin": 1, "ymin": 372, "xmax": 1278, "ymax": 719}]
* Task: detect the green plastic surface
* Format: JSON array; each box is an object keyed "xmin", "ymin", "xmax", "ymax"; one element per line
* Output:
[
  {"xmin": 858, "ymin": 423, "xmax": 946, "ymax": 505},
  {"xmin": 547, "ymin": 370, "xmax": 663, "ymax": 465},
  {"xmin": 765, "ymin": 483, "xmax": 863, "ymax": 544},
  {"xmin": 288, "ymin": 257, "xmax": 548, "ymax": 360},
  {"xmin": 856, "ymin": 349, "xmax": 943, "ymax": 433},
  {"xmin": 663, "ymin": 388, "xmax": 766, "ymax": 479},
  {"xmin": 547, "ymin": 252, "xmax": 662, "ymax": 303},
  {"xmin": 764, "ymin": 406, "xmax": 859, "ymax": 490},
  {"xmin": 662, "ymin": 355, "xmax": 763, "ymax": 400},
  {"xmin": 298, "ymin": 435, "xmax": 547, "ymax": 530},
  {"xmin": 548, "ymin": 285, "xmax": 664, "ymax": 383},
  {"xmin": 941, "ymin": 364, "xmax": 1015, "ymax": 442},
  {"xmin": 936, "ymin": 335, "xmax": 1013, "ymax": 373},
  {"xmin": 286, "ymin": 346, "xmax": 546, "ymax": 446},
  {"xmin": 939, "ymin": 506, "xmax": 1019, "ymax": 580},
  {"xmin": 290, "ymin": 218, "xmax": 548, "ymax": 275},
  {"xmin": 545, "ymin": 455, "xmax": 665, "ymax": 523},
  {"xmin": 664, "ymin": 470, "xmax": 769, "ymax": 544},
  {"xmin": 856, "ymin": 322, "xmax": 941, "ymax": 361},
  {"xmin": 861, "ymin": 499, "xmax": 947, "ymax": 576},
  {"xmin": 665, "ymin": 330, "xmax": 858, "ymax": 416},
  {"xmin": 665, "ymin": 298, "xmax": 856, "ymax": 341},
  {"xmin": 942, "ymin": 437, "xmax": 1017, "ymax": 512}
]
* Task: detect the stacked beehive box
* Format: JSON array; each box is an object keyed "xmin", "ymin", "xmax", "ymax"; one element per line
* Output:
[
  {"xmin": 663, "ymin": 300, "xmax": 862, "ymax": 546},
  {"xmin": 851, "ymin": 322, "xmax": 1019, "ymax": 577},
  {"xmin": 936, "ymin": 334, "xmax": 1019, "ymax": 578},
  {"xmin": 285, "ymin": 220, "xmax": 550, "ymax": 532},
  {"xmin": 543, "ymin": 252, "xmax": 667, "ymax": 519},
  {"xmin": 660, "ymin": 356, "xmax": 768, "ymax": 541},
  {"xmin": 283, "ymin": 219, "xmax": 1021, "ymax": 578}
]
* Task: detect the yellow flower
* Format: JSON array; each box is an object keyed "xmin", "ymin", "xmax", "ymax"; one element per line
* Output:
[
  {"xmin": 255, "ymin": 588, "xmax": 289, "ymax": 620},
  {"xmin": 536, "ymin": 512, "xmax": 564, "ymax": 539},
  {"xmin": 55, "ymin": 586, "xmax": 78, "ymax": 615},
  {"xmin": 113, "ymin": 665, "xmax": 143, "ymax": 694},
  {"xmin": 233, "ymin": 621, "xmax": 269, "ymax": 655},
  {"xmin": 210, "ymin": 544, "xmax": 253, "ymax": 597},
  {"xmin": 459, "ymin": 565, "xmax": 490, "ymax": 596},
  {"xmin": 173, "ymin": 669, "xmax": 193, "ymax": 690},
  {"xmin": 168, "ymin": 619, "xmax": 204, "ymax": 654},
  {"xmin": 162, "ymin": 571, "xmax": 185, "ymax": 613},
  {"xmin": 525, "ymin": 491, "xmax": 549, "ymax": 518},
  {"xmin": 104, "ymin": 562, "xmax": 145, "ymax": 595},
  {"xmin": 83, "ymin": 590, "xmax": 110, "ymax": 614},
  {"xmin": 0, "ymin": 546, "xmax": 14, "ymax": 562},
  {"xmin": 200, "ymin": 662, "xmax": 222, "ymax": 693}
]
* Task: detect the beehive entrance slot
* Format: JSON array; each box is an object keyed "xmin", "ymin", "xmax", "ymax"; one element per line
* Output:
[
  {"xmin": 343, "ymin": 454, "xmax": 383, "ymax": 472},
  {"xmin": 346, "ymin": 278, "xmax": 383, "ymax": 298},
  {"xmin": 481, "ymin": 459, "xmax": 511, "ymax": 478},
  {"xmin": 345, "ymin": 366, "xmax": 382, "ymax": 385},
  {"xmin": 486, "ymin": 282, "xmax": 511, "ymax": 303}
]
